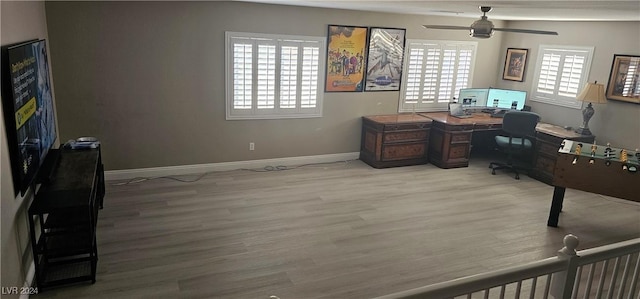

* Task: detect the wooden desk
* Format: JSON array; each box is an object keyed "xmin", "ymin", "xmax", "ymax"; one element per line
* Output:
[
  {"xmin": 530, "ymin": 123, "xmax": 595, "ymax": 184},
  {"xmin": 360, "ymin": 114, "xmax": 432, "ymax": 168},
  {"xmin": 419, "ymin": 112, "xmax": 502, "ymax": 168},
  {"xmin": 419, "ymin": 112, "xmax": 595, "ymax": 181}
]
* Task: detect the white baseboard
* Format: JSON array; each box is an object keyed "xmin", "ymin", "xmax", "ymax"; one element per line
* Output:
[
  {"xmin": 105, "ymin": 152, "xmax": 360, "ymax": 181},
  {"xmin": 20, "ymin": 261, "xmax": 34, "ymax": 299}
]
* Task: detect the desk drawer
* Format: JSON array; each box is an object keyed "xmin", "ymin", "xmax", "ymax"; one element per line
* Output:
[
  {"xmin": 538, "ymin": 141, "xmax": 560, "ymax": 156},
  {"xmin": 382, "ymin": 142, "xmax": 426, "ymax": 161},
  {"xmin": 383, "ymin": 130, "xmax": 429, "ymax": 143},
  {"xmin": 474, "ymin": 124, "xmax": 502, "ymax": 130},
  {"xmin": 450, "ymin": 131, "xmax": 472, "ymax": 143},
  {"xmin": 433, "ymin": 122, "xmax": 474, "ymax": 131},
  {"xmin": 384, "ymin": 123, "xmax": 430, "ymax": 131}
]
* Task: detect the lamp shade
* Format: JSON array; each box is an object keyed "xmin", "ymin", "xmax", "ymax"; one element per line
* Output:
[{"xmin": 576, "ymin": 81, "xmax": 607, "ymax": 104}]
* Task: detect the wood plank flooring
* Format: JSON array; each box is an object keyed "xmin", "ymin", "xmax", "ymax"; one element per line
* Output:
[{"xmin": 32, "ymin": 154, "xmax": 640, "ymax": 298}]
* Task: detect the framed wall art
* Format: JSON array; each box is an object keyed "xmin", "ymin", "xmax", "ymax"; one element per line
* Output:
[
  {"xmin": 502, "ymin": 48, "xmax": 528, "ymax": 82},
  {"xmin": 364, "ymin": 27, "xmax": 406, "ymax": 91},
  {"xmin": 325, "ymin": 25, "xmax": 368, "ymax": 92},
  {"xmin": 605, "ymin": 54, "xmax": 640, "ymax": 104}
]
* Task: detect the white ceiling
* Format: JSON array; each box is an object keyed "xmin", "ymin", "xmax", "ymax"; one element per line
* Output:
[{"xmin": 235, "ymin": 0, "xmax": 640, "ymax": 21}]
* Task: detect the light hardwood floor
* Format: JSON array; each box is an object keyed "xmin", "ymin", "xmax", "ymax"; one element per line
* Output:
[{"xmin": 32, "ymin": 154, "xmax": 640, "ymax": 299}]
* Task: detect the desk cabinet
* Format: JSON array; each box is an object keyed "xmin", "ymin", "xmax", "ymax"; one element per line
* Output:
[
  {"xmin": 28, "ymin": 148, "xmax": 105, "ymax": 291},
  {"xmin": 531, "ymin": 124, "xmax": 595, "ymax": 184},
  {"xmin": 420, "ymin": 112, "xmax": 502, "ymax": 169},
  {"xmin": 360, "ymin": 114, "xmax": 432, "ymax": 168},
  {"xmin": 428, "ymin": 122, "xmax": 475, "ymax": 168}
]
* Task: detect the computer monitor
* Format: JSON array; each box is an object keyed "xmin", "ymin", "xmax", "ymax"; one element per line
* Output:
[
  {"xmin": 458, "ymin": 88, "xmax": 489, "ymax": 107},
  {"xmin": 487, "ymin": 88, "xmax": 527, "ymax": 110}
]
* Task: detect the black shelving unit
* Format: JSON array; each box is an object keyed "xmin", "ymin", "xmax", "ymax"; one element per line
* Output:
[{"xmin": 28, "ymin": 147, "xmax": 105, "ymax": 291}]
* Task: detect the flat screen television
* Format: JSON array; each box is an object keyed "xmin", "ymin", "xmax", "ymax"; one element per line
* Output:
[
  {"xmin": 487, "ymin": 88, "xmax": 527, "ymax": 110},
  {"xmin": 1, "ymin": 39, "xmax": 57, "ymax": 196}
]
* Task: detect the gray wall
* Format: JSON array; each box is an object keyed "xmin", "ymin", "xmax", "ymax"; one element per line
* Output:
[
  {"xmin": 44, "ymin": 1, "xmax": 504, "ymax": 170},
  {"xmin": 45, "ymin": 2, "xmax": 639, "ymax": 172},
  {"xmin": 1, "ymin": 1, "xmax": 54, "ymax": 296},
  {"xmin": 496, "ymin": 20, "xmax": 640, "ymax": 148}
]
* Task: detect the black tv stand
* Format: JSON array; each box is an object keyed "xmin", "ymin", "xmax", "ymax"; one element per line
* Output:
[
  {"xmin": 27, "ymin": 147, "xmax": 105, "ymax": 291},
  {"xmin": 37, "ymin": 149, "xmax": 61, "ymax": 185}
]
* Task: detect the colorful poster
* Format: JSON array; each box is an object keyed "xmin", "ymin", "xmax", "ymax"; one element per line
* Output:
[
  {"xmin": 365, "ymin": 27, "xmax": 406, "ymax": 91},
  {"xmin": 325, "ymin": 25, "xmax": 368, "ymax": 92}
]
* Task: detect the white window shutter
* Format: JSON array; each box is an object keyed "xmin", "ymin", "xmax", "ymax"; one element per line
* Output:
[
  {"xmin": 225, "ymin": 32, "xmax": 325, "ymax": 120},
  {"xmin": 257, "ymin": 43, "xmax": 276, "ymax": 110},
  {"xmin": 279, "ymin": 45, "xmax": 298, "ymax": 109},
  {"xmin": 531, "ymin": 45, "xmax": 594, "ymax": 109},
  {"xmin": 399, "ymin": 40, "xmax": 477, "ymax": 113},
  {"xmin": 300, "ymin": 46, "xmax": 320, "ymax": 109},
  {"xmin": 232, "ymin": 42, "xmax": 253, "ymax": 110}
]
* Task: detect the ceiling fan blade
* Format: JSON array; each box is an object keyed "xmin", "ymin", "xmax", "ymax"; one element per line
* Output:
[
  {"xmin": 494, "ymin": 28, "xmax": 558, "ymax": 35},
  {"xmin": 423, "ymin": 25, "xmax": 471, "ymax": 31}
]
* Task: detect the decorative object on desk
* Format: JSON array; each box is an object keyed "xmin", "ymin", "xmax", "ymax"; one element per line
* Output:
[
  {"xmin": 574, "ymin": 81, "xmax": 607, "ymax": 136},
  {"xmin": 589, "ymin": 142, "xmax": 597, "ymax": 164},
  {"xmin": 502, "ymin": 48, "xmax": 528, "ymax": 82},
  {"xmin": 364, "ymin": 27, "xmax": 405, "ymax": 92},
  {"xmin": 605, "ymin": 54, "xmax": 640, "ymax": 104},
  {"xmin": 325, "ymin": 25, "xmax": 368, "ymax": 92}
]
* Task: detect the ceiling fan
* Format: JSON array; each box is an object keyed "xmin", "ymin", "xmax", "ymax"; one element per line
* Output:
[{"xmin": 423, "ymin": 6, "xmax": 558, "ymax": 38}]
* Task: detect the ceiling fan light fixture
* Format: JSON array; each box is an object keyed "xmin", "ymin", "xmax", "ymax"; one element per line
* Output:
[
  {"xmin": 424, "ymin": 6, "xmax": 558, "ymax": 39},
  {"xmin": 470, "ymin": 28, "xmax": 493, "ymax": 38}
]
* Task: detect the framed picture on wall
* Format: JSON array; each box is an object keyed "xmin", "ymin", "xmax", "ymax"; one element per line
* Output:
[
  {"xmin": 502, "ymin": 48, "xmax": 528, "ymax": 82},
  {"xmin": 364, "ymin": 27, "xmax": 406, "ymax": 92},
  {"xmin": 605, "ymin": 54, "xmax": 640, "ymax": 104},
  {"xmin": 325, "ymin": 25, "xmax": 368, "ymax": 92}
]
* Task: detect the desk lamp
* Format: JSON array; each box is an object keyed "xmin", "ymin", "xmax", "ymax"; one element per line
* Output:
[{"xmin": 575, "ymin": 81, "xmax": 607, "ymax": 136}]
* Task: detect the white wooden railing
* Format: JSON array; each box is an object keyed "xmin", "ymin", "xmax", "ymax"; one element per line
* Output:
[{"xmin": 376, "ymin": 235, "xmax": 640, "ymax": 299}]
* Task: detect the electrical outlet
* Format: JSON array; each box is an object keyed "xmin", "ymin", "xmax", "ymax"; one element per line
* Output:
[{"xmin": 249, "ymin": 142, "xmax": 255, "ymax": 151}]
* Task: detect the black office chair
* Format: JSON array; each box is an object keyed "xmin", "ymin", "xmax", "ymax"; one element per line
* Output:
[{"xmin": 489, "ymin": 111, "xmax": 540, "ymax": 180}]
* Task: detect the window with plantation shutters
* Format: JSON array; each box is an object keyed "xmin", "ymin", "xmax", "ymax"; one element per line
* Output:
[
  {"xmin": 399, "ymin": 40, "xmax": 477, "ymax": 112},
  {"xmin": 531, "ymin": 45, "xmax": 594, "ymax": 109},
  {"xmin": 225, "ymin": 32, "xmax": 325, "ymax": 120}
]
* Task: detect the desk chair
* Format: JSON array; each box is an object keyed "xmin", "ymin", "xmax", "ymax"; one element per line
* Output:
[{"xmin": 489, "ymin": 111, "xmax": 540, "ymax": 179}]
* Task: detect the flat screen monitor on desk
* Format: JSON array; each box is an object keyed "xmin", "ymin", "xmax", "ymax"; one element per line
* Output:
[
  {"xmin": 487, "ymin": 88, "xmax": 527, "ymax": 110},
  {"xmin": 458, "ymin": 88, "xmax": 489, "ymax": 107}
]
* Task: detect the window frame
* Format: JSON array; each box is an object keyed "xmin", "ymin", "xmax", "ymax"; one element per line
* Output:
[
  {"xmin": 225, "ymin": 31, "xmax": 326, "ymax": 120},
  {"xmin": 398, "ymin": 39, "xmax": 478, "ymax": 113},
  {"xmin": 530, "ymin": 45, "xmax": 595, "ymax": 109}
]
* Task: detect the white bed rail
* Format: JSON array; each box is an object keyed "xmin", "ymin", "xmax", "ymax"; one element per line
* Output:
[{"xmin": 375, "ymin": 235, "xmax": 640, "ymax": 299}]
